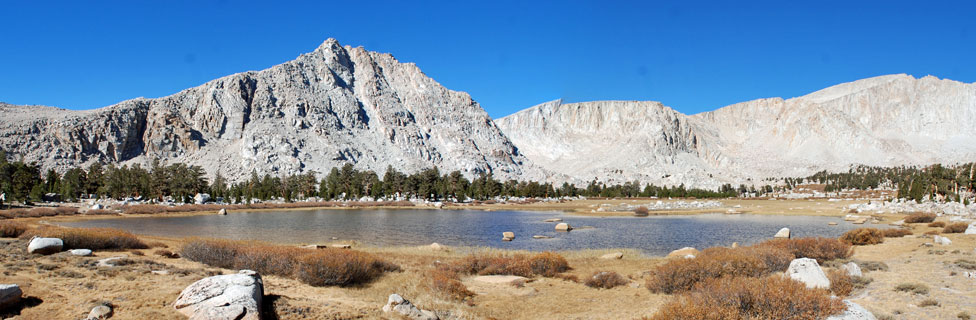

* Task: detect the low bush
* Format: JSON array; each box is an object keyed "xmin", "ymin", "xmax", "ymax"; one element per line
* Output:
[
  {"xmin": 455, "ymin": 252, "xmax": 569, "ymax": 278},
  {"xmin": 646, "ymin": 246, "xmax": 793, "ymax": 294},
  {"xmin": 27, "ymin": 207, "xmax": 57, "ymax": 217},
  {"xmin": 918, "ymin": 298, "xmax": 940, "ymax": 307},
  {"xmin": 584, "ymin": 271, "xmax": 628, "ymax": 289},
  {"xmin": 634, "ymin": 206, "xmax": 649, "ymax": 216},
  {"xmin": 924, "ymin": 230, "xmax": 942, "ymax": 235},
  {"xmin": 904, "ymin": 212, "xmax": 936, "ymax": 223},
  {"xmin": 85, "ymin": 209, "xmax": 118, "ymax": 215},
  {"xmin": 154, "ymin": 249, "xmax": 180, "ymax": 259},
  {"xmin": 22, "ymin": 226, "xmax": 147, "ymax": 250},
  {"xmin": 0, "ymin": 221, "xmax": 28, "ymax": 238},
  {"xmin": 427, "ymin": 267, "xmax": 474, "ymax": 301},
  {"xmin": 827, "ymin": 269, "xmax": 853, "ymax": 297},
  {"xmin": 180, "ymin": 238, "xmax": 399, "ymax": 287},
  {"xmin": 955, "ymin": 259, "xmax": 976, "ymax": 270},
  {"xmin": 858, "ymin": 260, "xmax": 889, "ymax": 272},
  {"xmin": 647, "ymin": 275, "xmax": 845, "ymax": 320},
  {"xmin": 943, "ymin": 222, "xmax": 969, "ymax": 233},
  {"xmin": 54, "ymin": 207, "xmax": 79, "ymax": 215},
  {"xmin": 839, "ymin": 228, "xmax": 885, "ymax": 245},
  {"xmin": 894, "ymin": 283, "xmax": 929, "ymax": 295},
  {"xmin": 756, "ymin": 237, "xmax": 851, "ymax": 263},
  {"xmin": 928, "ymin": 221, "xmax": 946, "ymax": 228},
  {"xmin": 882, "ymin": 228, "xmax": 913, "ymax": 238}
]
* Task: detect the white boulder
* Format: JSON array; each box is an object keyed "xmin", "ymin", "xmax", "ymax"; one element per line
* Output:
[
  {"xmin": 934, "ymin": 235, "xmax": 952, "ymax": 246},
  {"xmin": 786, "ymin": 258, "xmax": 830, "ymax": 289},
  {"xmin": 173, "ymin": 270, "xmax": 263, "ymax": 320},
  {"xmin": 69, "ymin": 249, "xmax": 93, "ymax": 256},
  {"xmin": 382, "ymin": 294, "xmax": 438, "ymax": 320},
  {"xmin": 87, "ymin": 305, "xmax": 113, "ymax": 320},
  {"xmin": 841, "ymin": 262, "xmax": 862, "ymax": 277},
  {"xmin": 218, "ymin": 208, "xmax": 227, "ymax": 215},
  {"xmin": 194, "ymin": 193, "xmax": 211, "ymax": 204},
  {"xmin": 774, "ymin": 227, "xmax": 791, "ymax": 238},
  {"xmin": 965, "ymin": 222, "xmax": 976, "ymax": 234},
  {"xmin": 555, "ymin": 223, "xmax": 573, "ymax": 231},
  {"xmin": 27, "ymin": 237, "xmax": 63, "ymax": 255}
]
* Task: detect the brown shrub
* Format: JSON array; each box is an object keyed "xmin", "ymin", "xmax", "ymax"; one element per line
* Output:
[
  {"xmin": 180, "ymin": 238, "xmax": 398, "ymax": 287},
  {"xmin": 882, "ymin": 228, "xmax": 913, "ymax": 238},
  {"xmin": 454, "ymin": 252, "xmax": 569, "ymax": 278},
  {"xmin": 894, "ymin": 283, "xmax": 929, "ymax": 295},
  {"xmin": 85, "ymin": 209, "xmax": 118, "ymax": 215},
  {"xmin": 0, "ymin": 221, "xmax": 28, "ymax": 238},
  {"xmin": 528, "ymin": 252, "xmax": 569, "ymax": 277},
  {"xmin": 943, "ymin": 222, "xmax": 969, "ymax": 233},
  {"xmin": 634, "ymin": 206, "xmax": 649, "ymax": 216},
  {"xmin": 154, "ymin": 249, "xmax": 180, "ymax": 259},
  {"xmin": 928, "ymin": 221, "xmax": 946, "ymax": 228},
  {"xmin": 22, "ymin": 226, "xmax": 147, "ymax": 250},
  {"xmin": 0, "ymin": 208, "xmax": 28, "ymax": 219},
  {"xmin": 924, "ymin": 230, "xmax": 941, "ymax": 235},
  {"xmin": 918, "ymin": 299, "xmax": 940, "ymax": 307},
  {"xmin": 839, "ymin": 228, "xmax": 885, "ymax": 246},
  {"xmin": 427, "ymin": 267, "xmax": 474, "ymax": 301},
  {"xmin": 648, "ymin": 275, "xmax": 845, "ymax": 320},
  {"xmin": 54, "ymin": 207, "xmax": 79, "ymax": 215},
  {"xmin": 904, "ymin": 212, "xmax": 936, "ymax": 223},
  {"xmin": 28, "ymin": 207, "xmax": 57, "ymax": 217},
  {"xmin": 646, "ymin": 246, "xmax": 794, "ymax": 294},
  {"xmin": 827, "ymin": 269, "xmax": 853, "ymax": 297},
  {"xmin": 584, "ymin": 271, "xmax": 628, "ymax": 289},
  {"xmin": 756, "ymin": 237, "xmax": 851, "ymax": 263}
]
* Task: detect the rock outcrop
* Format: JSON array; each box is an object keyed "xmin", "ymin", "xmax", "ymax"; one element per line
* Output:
[
  {"xmin": 0, "ymin": 38, "xmax": 544, "ymax": 183},
  {"xmin": 382, "ymin": 294, "xmax": 438, "ymax": 320},
  {"xmin": 172, "ymin": 270, "xmax": 263, "ymax": 320}
]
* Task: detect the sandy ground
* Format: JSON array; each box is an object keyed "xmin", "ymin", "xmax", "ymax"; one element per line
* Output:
[{"xmin": 1, "ymin": 199, "xmax": 972, "ymax": 319}]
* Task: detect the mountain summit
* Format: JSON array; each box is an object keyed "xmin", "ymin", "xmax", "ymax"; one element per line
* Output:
[{"xmin": 0, "ymin": 39, "xmax": 543, "ymax": 181}]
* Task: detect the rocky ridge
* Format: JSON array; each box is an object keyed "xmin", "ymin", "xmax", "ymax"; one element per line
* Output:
[{"xmin": 0, "ymin": 39, "xmax": 545, "ymax": 182}]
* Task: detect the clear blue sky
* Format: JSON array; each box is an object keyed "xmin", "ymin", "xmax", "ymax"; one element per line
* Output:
[{"xmin": 1, "ymin": 1, "xmax": 972, "ymax": 118}]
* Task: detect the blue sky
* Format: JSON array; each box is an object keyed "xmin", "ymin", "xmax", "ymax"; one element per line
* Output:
[{"xmin": 1, "ymin": 1, "xmax": 972, "ymax": 118}]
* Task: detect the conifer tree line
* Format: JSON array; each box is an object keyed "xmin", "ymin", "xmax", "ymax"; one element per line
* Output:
[
  {"xmin": 795, "ymin": 163, "xmax": 976, "ymax": 203},
  {"xmin": 1, "ymin": 151, "xmax": 741, "ymax": 205}
]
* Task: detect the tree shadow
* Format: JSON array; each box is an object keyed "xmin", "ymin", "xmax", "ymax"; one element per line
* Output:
[{"xmin": 0, "ymin": 296, "xmax": 43, "ymax": 318}]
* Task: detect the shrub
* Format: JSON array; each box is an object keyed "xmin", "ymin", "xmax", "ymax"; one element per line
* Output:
[
  {"xmin": 955, "ymin": 259, "xmax": 976, "ymax": 270},
  {"xmin": 756, "ymin": 237, "xmax": 851, "ymax": 263},
  {"xmin": 918, "ymin": 298, "xmax": 940, "ymax": 307},
  {"xmin": 928, "ymin": 221, "xmax": 946, "ymax": 228},
  {"xmin": 904, "ymin": 212, "xmax": 936, "ymax": 223},
  {"xmin": 634, "ymin": 206, "xmax": 649, "ymax": 216},
  {"xmin": 0, "ymin": 221, "xmax": 27, "ymax": 238},
  {"xmin": 22, "ymin": 226, "xmax": 147, "ymax": 250},
  {"xmin": 839, "ymin": 228, "xmax": 885, "ymax": 245},
  {"xmin": 28, "ymin": 207, "xmax": 57, "ymax": 217},
  {"xmin": 154, "ymin": 249, "xmax": 180, "ymax": 259},
  {"xmin": 54, "ymin": 207, "xmax": 79, "ymax": 215},
  {"xmin": 827, "ymin": 269, "xmax": 853, "ymax": 297},
  {"xmin": 882, "ymin": 228, "xmax": 913, "ymax": 238},
  {"xmin": 858, "ymin": 260, "xmax": 889, "ymax": 272},
  {"xmin": 924, "ymin": 230, "xmax": 941, "ymax": 235},
  {"xmin": 180, "ymin": 238, "xmax": 398, "ymax": 287},
  {"xmin": 894, "ymin": 283, "xmax": 929, "ymax": 295},
  {"xmin": 454, "ymin": 252, "xmax": 569, "ymax": 278},
  {"xmin": 585, "ymin": 271, "xmax": 628, "ymax": 289},
  {"xmin": 427, "ymin": 267, "xmax": 474, "ymax": 301},
  {"xmin": 959, "ymin": 311, "xmax": 971, "ymax": 320},
  {"xmin": 85, "ymin": 209, "xmax": 117, "ymax": 215},
  {"xmin": 943, "ymin": 222, "xmax": 969, "ymax": 233},
  {"xmin": 648, "ymin": 275, "xmax": 845, "ymax": 320},
  {"xmin": 646, "ymin": 246, "xmax": 793, "ymax": 294},
  {"xmin": 528, "ymin": 252, "xmax": 570, "ymax": 277}
]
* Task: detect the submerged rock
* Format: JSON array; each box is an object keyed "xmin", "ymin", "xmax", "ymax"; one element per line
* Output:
[
  {"xmin": 554, "ymin": 223, "xmax": 573, "ymax": 231},
  {"xmin": 786, "ymin": 258, "xmax": 830, "ymax": 289},
  {"xmin": 502, "ymin": 231, "xmax": 515, "ymax": 241},
  {"xmin": 27, "ymin": 237, "xmax": 63, "ymax": 255},
  {"xmin": 382, "ymin": 294, "xmax": 438, "ymax": 320},
  {"xmin": 173, "ymin": 270, "xmax": 263, "ymax": 320}
]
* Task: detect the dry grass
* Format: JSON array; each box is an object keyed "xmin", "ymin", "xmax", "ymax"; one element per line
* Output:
[
  {"xmin": 427, "ymin": 266, "xmax": 474, "ymax": 301},
  {"xmin": 756, "ymin": 237, "xmax": 851, "ymax": 263},
  {"xmin": 928, "ymin": 221, "xmax": 946, "ymax": 228},
  {"xmin": 943, "ymin": 222, "xmax": 969, "ymax": 233},
  {"xmin": 918, "ymin": 298, "xmax": 940, "ymax": 307},
  {"xmin": 179, "ymin": 238, "xmax": 399, "ymax": 287},
  {"xmin": 882, "ymin": 228, "xmax": 913, "ymax": 238},
  {"xmin": 894, "ymin": 283, "xmax": 929, "ymax": 295},
  {"xmin": 645, "ymin": 246, "xmax": 793, "ymax": 294},
  {"xmin": 54, "ymin": 207, "xmax": 79, "ymax": 215},
  {"xmin": 453, "ymin": 252, "xmax": 570, "ymax": 278},
  {"xmin": 839, "ymin": 228, "xmax": 885, "ymax": 245},
  {"xmin": 904, "ymin": 212, "xmax": 937, "ymax": 223},
  {"xmin": 21, "ymin": 226, "xmax": 147, "ymax": 250},
  {"xmin": 584, "ymin": 271, "xmax": 628, "ymax": 289},
  {"xmin": 647, "ymin": 275, "xmax": 845, "ymax": 320},
  {"xmin": 84, "ymin": 209, "xmax": 118, "ymax": 215},
  {"xmin": 0, "ymin": 220, "xmax": 28, "ymax": 238}
]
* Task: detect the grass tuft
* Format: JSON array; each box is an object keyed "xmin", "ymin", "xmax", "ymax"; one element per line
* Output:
[{"xmin": 894, "ymin": 283, "xmax": 929, "ymax": 295}]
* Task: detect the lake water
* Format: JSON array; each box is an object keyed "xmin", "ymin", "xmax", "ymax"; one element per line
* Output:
[{"xmin": 59, "ymin": 209, "xmax": 871, "ymax": 256}]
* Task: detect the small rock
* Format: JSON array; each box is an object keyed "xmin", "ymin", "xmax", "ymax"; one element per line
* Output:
[
  {"xmin": 852, "ymin": 218, "xmax": 867, "ymax": 224},
  {"xmin": 555, "ymin": 223, "xmax": 573, "ymax": 231},
  {"xmin": 965, "ymin": 222, "xmax": 976, "ymax": 235},
  {"xmin": 826, "ymin": 300, "xmax": 877, "ymax": 320},
  {"xmin": 382, "ymin": 294, "xmax": 438, "ymax": 320},
  {"xmin": 787, "ymin": 258, "xmax": 830, "ymax": 289},
  {"xmin": 933, "ymin": 235, "xmax": 952, "ymax": 246},
  {"xmin": 152, "ymin": 270, "xmax": 170, "ymax": 275},
  {"xmin": 429, "ymin": 243, "xmax": 445, "ymax": 251},
  {"xmin": 841, "ymin": 262, "xmax": 862, "ymax": 277},
  {"xmin": 91, "ymin": 204, "xmax": 103, "ymax": 210},
  {"xmin": 28, "ymin": 237, "xmax": 63, "ymax": 255},
  {"xmin": 69, "ymin": 249, "xmax": 93, "ymax": 256},
  {"xmin": 218, "ymin": 208, "xmax": 227, "ymax": 215},
  {"xmin": 97, "ymin": 256, "xmax": 127, "ymax": 267},
  {"xmin": 331, "ymin": 244, "xmax": 351, "ymax": 249},
  {"xmin": 173, "ymin": 270, "xmax": 263, "ymax": 320},
  {"xmin": 667, "ymin": 247, "xmax": 700, "ymax": 259},
  {"xmin": 828, "ymin": 222, "xmax": 838, "ymax": 226},
  {"xmin": 774, "ymin": 228, "xmax": 791, "ymax": 238},
  {"xmin": 731, "ymin": 242, "xmax": 739, "ymax": 248},
  {"xmin": 502, "ymin": 231, "xmax": 515, "ymax": 241},
  {"xmin": 87, "ymin": 305, "xmax": 113, "ymax": 320},
  {"xmin": 544, "ymin": 218, "xmax": 563, "ymax": 222},
  {"xmin": 600, "ymin": 252, "xmax": 624, "ymax": 260},
  {"xmin": 0, "ymin": 284, "xmax": 22, "ymax": 310}
]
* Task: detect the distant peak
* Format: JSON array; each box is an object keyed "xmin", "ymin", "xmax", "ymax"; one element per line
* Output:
[{"xmin": 315, "ymin": 38, "xmax": 343, "ymax": 52}]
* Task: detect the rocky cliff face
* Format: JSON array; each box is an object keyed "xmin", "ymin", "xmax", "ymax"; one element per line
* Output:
[
  {"xmin": 498, "ymin": 74, "xmax": 976, "ymax": 187},
  {"xmin": 0, "ymin": 39, "xmax": 544, "ymax": 182}
]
